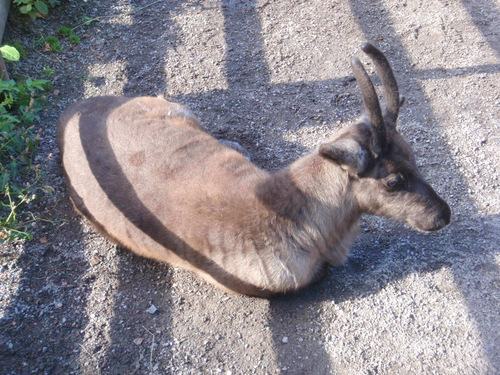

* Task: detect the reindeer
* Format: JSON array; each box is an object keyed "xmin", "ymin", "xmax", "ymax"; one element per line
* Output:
[{"xmin": 57, "ymin": 43, "xmax": 450, "ymax": 297}]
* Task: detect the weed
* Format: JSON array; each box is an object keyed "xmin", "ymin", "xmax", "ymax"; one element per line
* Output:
[
  {"xmin": 38, "ymin": 27, "xmax": 81, "ymax": 54},
  {"xmin": 42, "ymin": 67, "xmax": 55, "ymax": 77},
  {"xmin": 56, "ymin": 26, "xmax": 72, "ymax": 38},
  {"xmin": 0, "ymin": 46, "xmax": 20, "ymax": 62},
  {"xmin": 57, "ymin": 27, "xmax": 81, "ymax": 45},
  {"xmin": 82, "ymin": 16, "xmax": 99, "ymax": 26},
  {"xmin": 2, "ymin": 42, "xmax": 26, "ymax": 60},
  {"xmin": 12, "ymin": 0, "xmax": 60, "ymax": 19},
  {"xmin": 1, "ymin": 44, "xmax": 20, "ymax": 82},
  {"xmin": 68, "ymin": 34, "xmax": 80, "ymax": 45},
  {"xmin": 37, "ymin": 35, "xmax": 62, "ymax": 53},
  {"xmin": 0, "ymin": 77, "xmax": 51, "ymax": 242},
  {"xmin": 45, "ymin": 36, "xmax": 62, "ymax": 53}
]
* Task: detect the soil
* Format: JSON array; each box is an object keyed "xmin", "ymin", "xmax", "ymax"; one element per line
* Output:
[{"xmin": 1, "ymin": 0, "xmax": 499, "ymax": 374}]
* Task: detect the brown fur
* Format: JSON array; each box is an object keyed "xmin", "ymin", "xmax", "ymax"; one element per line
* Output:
[{"xmin": 57, "ymin": 44, "xmax": 450, "ymax": 297}]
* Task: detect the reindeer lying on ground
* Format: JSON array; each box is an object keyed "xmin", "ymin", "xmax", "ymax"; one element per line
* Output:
[{"xmin": 58, "ymin": 43, "xmax": 450, "ymax": 297}]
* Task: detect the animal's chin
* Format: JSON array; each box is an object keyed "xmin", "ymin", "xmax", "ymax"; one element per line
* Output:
[{"xmin": 407, "ymin": 219, "xmax": 448, "ymax": 233}]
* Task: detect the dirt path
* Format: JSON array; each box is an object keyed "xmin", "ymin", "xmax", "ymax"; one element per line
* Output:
[{"xmin": 1, "ymin": 0, "xmax": 499, "ymax": 374}]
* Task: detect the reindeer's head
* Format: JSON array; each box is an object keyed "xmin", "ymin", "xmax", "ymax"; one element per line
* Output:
[{"xmin": 320, "ymin": 43, "xmax": 450, "ymax": 232}]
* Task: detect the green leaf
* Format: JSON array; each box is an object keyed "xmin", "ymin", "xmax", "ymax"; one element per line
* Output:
[
  {"xmin": 83, "ymin": 16, "xmax": 98, "ymax": 26},
  {"xmin": 28, "ymin": 10, "xmax": 38, "ymax": 20},
  {"xmin": 0, "ymin": 46, "xmax": 21, "ymax": 62},
  {"xmin": 29, "ymin": 79, "xmax": 50, "ymax": 90},
  {"xmin": 35, "ymin": 1, "xmax": 49, "ymax": 15},
  {"xmin": 19, "ymin": 4, "xmax": 32, "ymax": 13},
  {"xmin": 0, "ymin": 171, "xmax": 9, "ymax": 191}
]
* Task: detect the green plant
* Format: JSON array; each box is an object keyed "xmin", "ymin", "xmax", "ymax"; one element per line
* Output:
[
  {"xmin": 58, "ymin": 27, "xmax": 81, "ymax": 45},
  {"xmin": 13, "ymin": 0, "xmax": 60, "ymax": 19},
  {"xmin": 38, "ymin": 28, "xmax": 81, "ymax": 54},
  {"xmin": 1, "ymin": 45, "xmax": 20, "ymax": 81},
  {"xmin": 0, "ymin": 46, "xmax": 21, "ymax": 62},
  {"xmin": 42, "ymin": 67, "xmax": 54, "ymax": 77},
  {"xmin": 0, "ymin": 77, "xmax": 50, "ymax": 242},
  {"xmin": 11, "ymin": 42, "xmax": 27, "ymax": 59},
  {"xmin": 68, "ymin": 34, "xmax": 80, "ymax": 45},
  {"xmin": 37, "ymin": 35, "xmax": 62, "ymax": 53},
  {"xmin": 82, "ymin": 16, "xmax": 99, "ymax": 26},
  {"xmin": 56, "ymin": 26, "xmax": 72, "ymax": 38}
]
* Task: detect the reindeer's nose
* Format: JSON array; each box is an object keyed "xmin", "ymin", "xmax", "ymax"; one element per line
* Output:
[{"xmin": 433, "ymin": 202, "xmax": 451, "ymax": 230}]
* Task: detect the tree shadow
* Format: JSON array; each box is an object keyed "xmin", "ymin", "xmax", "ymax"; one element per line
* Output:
[
  {"xmin": 72, "ymin": 0, "xmax": 500, "ymax": 372},
  {"xmin": 0, "ymin": 2, "xmax": 101, "ymax": 373},
  {"xmin": 345, "ymin": 0, "xmax": 499, "ymax": 371},
  {"xmin": 74, "ymin": 1, "xmax": 185, "ymax": 372},
  {"xmin": 460, "ymin": 0, "xmax": 500, "ymax": 57},
  {"xmin": 0, "ymin": 197, "xmax": 93, "ymax": 373},
  {"xmin": 174, "ymin": 0, "xmax": 500, "ymax": 372}
]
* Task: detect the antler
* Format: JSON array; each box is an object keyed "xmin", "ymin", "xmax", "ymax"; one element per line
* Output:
[
  {"xmin": 351, "ymin": 56, "xmax": 387, "ymax": 154},
  {"xmin": 361, "ymin": 42, "xmax": 400, "ymax": 127}
]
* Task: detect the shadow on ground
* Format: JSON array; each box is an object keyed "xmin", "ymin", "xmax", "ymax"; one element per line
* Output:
[{"xmin": 1, "ymin": 0, "xmax": 499, "ymax": 373}]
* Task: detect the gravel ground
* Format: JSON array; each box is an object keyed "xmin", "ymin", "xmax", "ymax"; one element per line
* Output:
[{"xmin": 1, "ymin": 0, "xmax": 499, "ymax": 374}]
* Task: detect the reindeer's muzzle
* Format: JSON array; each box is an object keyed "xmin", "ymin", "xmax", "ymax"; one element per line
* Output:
[
  {"xmin": 431, "ymin": 201, "xmax": 451, "ymax": 231},
  {"xmin": 414, "ymin": 199, "xmax": 451, "ymax": 232}
]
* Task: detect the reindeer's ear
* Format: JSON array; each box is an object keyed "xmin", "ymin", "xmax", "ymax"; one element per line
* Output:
[{"xmin": 319, "ymin": 139, "xmax": 371, "ymax": 175}]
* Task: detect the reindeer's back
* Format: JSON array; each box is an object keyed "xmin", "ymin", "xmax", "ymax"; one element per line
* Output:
[{"xmin": 57, "ymin": 96, "xmax": 265, "ymax": 265}]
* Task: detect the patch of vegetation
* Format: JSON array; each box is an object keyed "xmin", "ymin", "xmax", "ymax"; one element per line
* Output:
[
  {"xmin": 13, "ymin": 0, "xmax": 60, "ymax": 20},
  {"xmin": 57, "ymin": 26, "xmax": 80, "ymax": 45},
  {"xmin": 0, "ymin": 46, "xmax": 21, "ymax": 63},
  {"xmin": 67, "ymin": 33, "xmax": 80, "ymax": 45},
  {"xmin": 42, "ymin": 66, "xmax": 54, "ymax": 77},
  {"xmin": 1, "ymin": 3, "xmax": 83, "ymax": 243},
  {"xmin": 11, "ymin": 42, "xmax": 27, "ymax": 59},
  {"xmin": 37, "ymin": 35, "xmax": 62, "ymax": 53},
  {"xmin": 0, "ymin": 47, "xmax": 52, "ymax": 242},
  {"xmin": 38, "ymin": 28, "xmax": 81, "ymax": 54},
  {"xmin": 56, "ymin": 26, "xmax": 72, "ymax": 38}
]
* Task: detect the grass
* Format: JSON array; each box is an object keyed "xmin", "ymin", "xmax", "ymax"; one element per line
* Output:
[
  {"xmin": 1, "ymin": 3, "xmax": 81, "ymax": 243},
  {"xmin": 0, "ymin": 76, "xmax": 52, "ymax": 242},
  {"xmin": 37, "ymin": 27, "xmax": 81, "ymax": 55}
]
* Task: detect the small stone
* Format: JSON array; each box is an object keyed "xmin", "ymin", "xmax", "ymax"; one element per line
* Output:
[
  {"xmin": 89, "ymin": 255, "xmax": 101, "ymax": 266},
  {"xmin": 39, "ymin": 236, "xmax": 48, "ymax": 244},
  {"xmin": 133, "ymin": 338, "xmax": 143, "ymax": 345},
  {"xmin": 282, "ymin": 336, "xmax": 289, "ymax": 344},
  {"xmin": 148, "ymin": 305, "xmax": 158, "ymax": 314}
]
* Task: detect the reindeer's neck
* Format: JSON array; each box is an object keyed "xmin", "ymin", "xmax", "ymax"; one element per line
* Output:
[{"xmin": 262, "ymin": 152, "xmax": 362, "ymax": 265}]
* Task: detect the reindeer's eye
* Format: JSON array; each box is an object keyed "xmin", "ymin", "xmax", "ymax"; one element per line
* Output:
[{"xmin": 385, "ymin": 174, "xmax": 405, "ymax": 190}]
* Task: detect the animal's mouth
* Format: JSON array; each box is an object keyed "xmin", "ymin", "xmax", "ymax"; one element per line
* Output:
[{"xmin": 409, "ymin": 204, "xmax": 451, "ymax": 232}]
